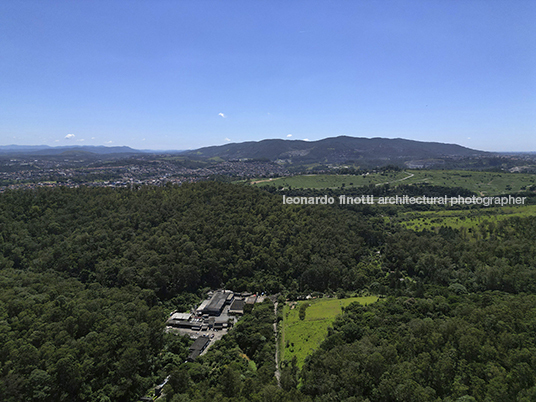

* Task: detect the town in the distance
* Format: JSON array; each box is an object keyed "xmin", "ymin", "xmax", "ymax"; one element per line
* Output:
[{"xmin": 2, "ymin": 136, "xmax": 536, "ymax": 192}]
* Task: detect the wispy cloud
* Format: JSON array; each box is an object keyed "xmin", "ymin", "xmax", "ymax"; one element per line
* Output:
[
  {"xmin": 105, "ymin": 141, "xmax": 113, "ymax": 144},
  {"xmin": 287, "ymin": 134, "xmax": 292, "ymax": 138},
  {"xmin": 225, "ymin": 138, "xmax": 231, "ymax": 142},
  {"xmin": 218, "ymin": 113, "xmax": 226, "ymax": 118},
  {"xmin": 65, "ymin": 134, "xmax": 75, "ymax": 139},
  {"xmin": 77, "ymin": 139, "xmax": 84, "ymax": 142}
]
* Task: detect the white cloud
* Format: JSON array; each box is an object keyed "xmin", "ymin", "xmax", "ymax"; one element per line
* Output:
[
  {"xmin": 142, "ymin": 138, "xmax": 146, "ymax": 141},
  {"xmin": 303, "ymin": 138, "xmax": 310, "ymax": 141},
  {"xmin": 287, "ymin": 134, "xmax": 292, "ymax": 138},
  {"xmin": 54, "ymin": 140, "xmax": 59, "ymax": 142},
  {"xmin": 91, "ymin": 137, "xmax": 95, "ymax": 140},
  {"xmin": 225, "ymin": 138, "xmax": 231, "ymax": 142},
  {"xmin": 105, "ymin": 141, "xmax": 113, "ymax": 144},
  {"xmin": 77, "ymin": 139, "xmax": 84, "ymax": 142},
  {"xmin": 218, "ymin": 113, "xmax": 226, "ymax": 118},
  {"xmin": 65, "ymin": 134, "xmax": 75, "ymax": 139}
]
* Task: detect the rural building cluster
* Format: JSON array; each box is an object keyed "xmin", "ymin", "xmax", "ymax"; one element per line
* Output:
[{"xmin": 166, "ymin": 290, "xmax": 265, "ymax": 361}]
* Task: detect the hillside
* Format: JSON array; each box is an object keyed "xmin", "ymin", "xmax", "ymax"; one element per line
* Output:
[
  {"xmin": 0, "ymin": 145, "xmax": 143, "ymax": 156},
  {"xmin": 185, "ymin": 136, "xmax": 490, "ymax": 166},
  {"xmin": 252, "ymin": 170, "xmax": 536, "ymax": 196}
]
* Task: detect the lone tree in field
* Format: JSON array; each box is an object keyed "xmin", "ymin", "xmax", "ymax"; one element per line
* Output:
[{"xmin": 299, "ymin": 303, "xmax": 308, "ymax": 320}]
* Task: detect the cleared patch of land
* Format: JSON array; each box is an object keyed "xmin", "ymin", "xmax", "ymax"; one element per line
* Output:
[
  {"xmin": 281, "ymin": 296, "xmax": 378, "ymax": 368},
  {"xmin": 250, "ymin": 170, "xmax": 536, "ymax": 196},
  {"xmin": 400, "ymin": 170, "xmax": 536, "ymax": 195},
  {"xmin": 251, "ymin": 172, "xmax": 412, "ymax": 189},
  {"xmin": 394, "ymin": 204, "xmax": 536, "ymax": 232}
]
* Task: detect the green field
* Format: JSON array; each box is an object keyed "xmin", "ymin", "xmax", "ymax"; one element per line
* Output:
[
  {"xmin": 251, "ymin": 170, "xmax": 536, "ymax": 196},
  {"xmin": 252, "ymin": 171, "xmax": 414, "ymax": 189},
  {"xmin": 281, "ymin": 296, "xmax": 378, "ymax": 368},
  {"xmin": 395, "ymin": 204, "xmax": 536, "ymax": 232}
]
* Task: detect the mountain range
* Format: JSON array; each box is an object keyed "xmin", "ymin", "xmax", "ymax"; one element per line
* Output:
[
  {"xmin": 184, "ymin": 136, "xmax": 490, "ymax": 166},
  {"xmin": 0, "ymin": 137, "xmax": 492, "ymax": 167},
  {"xmin": 0, "ymin": 145, "xmax": 141, "ymax": 156}
]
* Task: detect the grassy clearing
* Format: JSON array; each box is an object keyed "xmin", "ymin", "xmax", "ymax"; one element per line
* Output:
[
  {"xmin": 400, "ymin": 170, "xmax": 536, "ymax": 195},
  {"xmin": 395, "ymin": 204, "xmax": 536, "ymax": 232},
  {"xmin": 281, "ymin": 296, "xmax": 378, "ymax": 368},
  {"xmin": 252, "ymin": 172, "xmax": 412, "ymax": 189},
  {"xmin": 250, "ymin": 170, "xmax": 536, "ymax": 196}
]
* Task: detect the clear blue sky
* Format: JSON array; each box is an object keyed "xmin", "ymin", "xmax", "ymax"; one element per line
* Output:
[{"xmin": 1, "ymin": 0, "xmax": 534, "ymax": 152}]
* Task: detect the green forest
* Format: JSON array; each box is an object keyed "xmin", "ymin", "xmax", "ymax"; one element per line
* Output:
[{"xmin": 1, "ymin": 182, "xmax": 536, "ymax": 401}]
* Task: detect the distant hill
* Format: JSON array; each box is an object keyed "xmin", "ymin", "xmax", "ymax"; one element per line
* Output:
[
  {"xmin": 184, "ymin": 136, "xmax": 490, "ymax": 167},
  {"xmin": 0, "ymin": 145, "xmax": 143, "ymax": 156},
  {"xmin": 0, "ymin": 145, "xmax": 52, "ymax": 154},
  {"xmin": 0, "ymin": 137, "xmax": 494, "ymax": 168}
]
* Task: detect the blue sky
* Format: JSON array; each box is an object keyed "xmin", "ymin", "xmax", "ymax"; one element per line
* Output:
[{"xmin": 0, "ymin": 1, "xmax": 534, "ymax": 152}]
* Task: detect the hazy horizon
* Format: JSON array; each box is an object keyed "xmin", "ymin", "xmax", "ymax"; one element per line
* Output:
[{"xmin": 2, "ymin": 135, "xmax": 533, "ymax": 154}]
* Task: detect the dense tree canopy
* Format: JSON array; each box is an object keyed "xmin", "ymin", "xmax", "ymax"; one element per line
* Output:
[
  {"xmin": 0, "ymin": 183, "xmax": 385, "ymax": 297},
  {"xmin": 1, "ymin": 182, "xmax": 536, "ymax": 400},
  {"xmin": 0, "ymin": 269, "xmax": 165, "ymax": 401},
  {"xmin": 300, "ymin": 293, "xmax": 536, "ymax": 401}
]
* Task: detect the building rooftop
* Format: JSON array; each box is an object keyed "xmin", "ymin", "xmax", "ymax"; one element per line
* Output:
[
  {"xmin": 187, "ymin": 337, "xmax": 211, "ymax": 361},
  {"xmin": 229, "ymin": 299, "xmax": 245, "ymax": 314},
  {"xmin": 190, "ymin": 337, "xmax": 210, "ymax": 351},
  {"xmin": 169, "ymin": 312, "xmax": 191, "ymax": 321},
  {"xmin": 196, "ymin": 299, "xmax": 210, "ymax": 313},
  {"xmin": 204, "ymin": 290, "xmax": 233, "ymax": 315}
]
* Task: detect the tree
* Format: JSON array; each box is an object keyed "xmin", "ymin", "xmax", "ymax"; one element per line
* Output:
[{"xmin": 299, "ymin": 303, "xmax": 308, "ymax": 321}]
